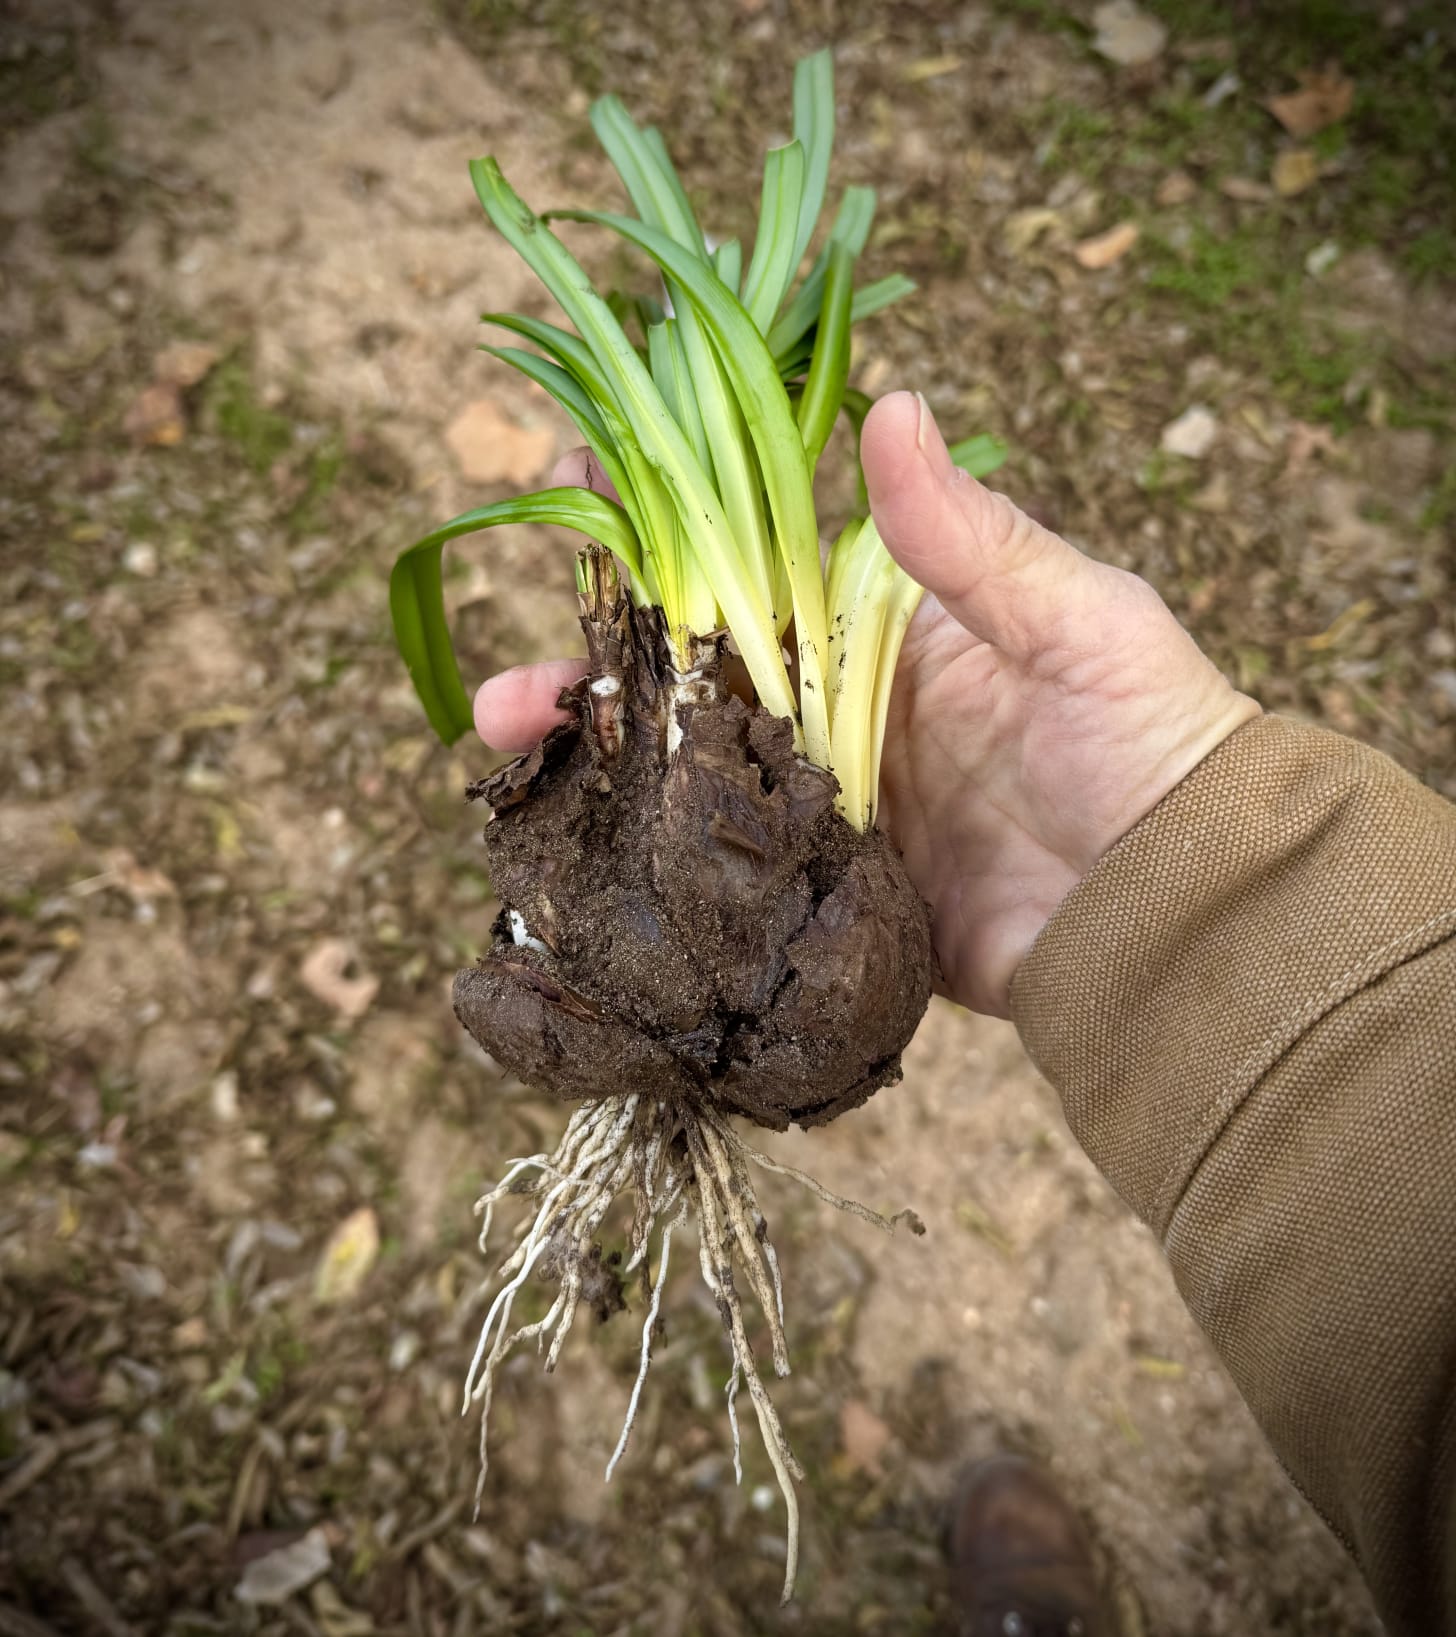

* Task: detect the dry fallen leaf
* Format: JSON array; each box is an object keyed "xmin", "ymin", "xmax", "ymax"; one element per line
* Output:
[
  {"xmin": 1218, "ymin": 175, "xmax": 1274, "ymax": 203},
  {"xmin": 235, "ymin": 1527, "xmax": 333, "ymax": 1604},
  {"xmin": 1190, "ymin": 473, "xmax": 1231, "ymax": 513},
  {"xmin": 1155, "ymin": 170, "xmax": 1197, "ymax": 208},
  {"xmin": 1305, "ymin": 239, "xmax": 1341, "ymax": 277},
  {"xmin": 1160, "ymin": 405, "xmax": 1218, "ymax": 459},
  {"xmin": 838, "ymin": 1399, "xmax": 892, "ymax": 1476},
  {"xmin": 1306, "ymin": 598, "xmax": 1376, "ymax": 652},
  {"xmin": 1272, "ymin": 149, "xmax": 1320, "ymax": 198},
  {"xmin": 857, "ymin": 356, "xmax": 892, "ymax": 397},
  {"xmin": 1265, "ymin": 66, "xmax": 1354, "ymax": 138},
  {"xmin": 1091, "ymin": 0, "xmax": 1167, "ymax": 67},
  {"xmin": 1002, "ymin": 207, "xmax": 1066, "ymax": 258},
  {"xmin": 1073, "ymin": 221, "xmax": 1140, "ymax": 270},
  {"xmin": 314, "ymin": 1207, "xmax": 380, "ymax": 1305},
  {"xmin": 153, "ymin": 341, "xmax": 220, "ymax": 389},
  {"xmin": 903, "ymin": 54, "xmax": 961, "ymax": 82},
  {"xmin": 1283, "ymin": 419, "xmax": 1338, "ymax": 482},
  {"xmin": 102, "ymin": 847, "xmax": 177, "ymax": 904},
  {"xmin": 124, "ymin": 382, "xmax": 185, "ymax": 447},
  {"xmin": 445, "ymin": 398, "xmax": 555, "ymax": 485},
  {"xmin": 300, "ymin": 938, "xmax": 379, "ymax": 1020}
]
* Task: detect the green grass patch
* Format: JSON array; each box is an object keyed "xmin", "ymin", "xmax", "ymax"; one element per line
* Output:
[
  {"xmin": 209, "ymin": 359, "xmax": 294, "ymax": 472},
  {"xmin": 1143, "ymin": 222, "xmax": 1376, "ymax": 427},
  {"xmin": 1144, "ymin": 221, "xmax": 1280, "ymax": 310}
]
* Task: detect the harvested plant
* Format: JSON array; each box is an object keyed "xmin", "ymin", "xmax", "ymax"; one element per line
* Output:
[{"xmin": 391, "ymin": 52, "xmax": 1004, "ymax": 1600}]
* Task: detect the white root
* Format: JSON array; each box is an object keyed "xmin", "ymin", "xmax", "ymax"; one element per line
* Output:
[
  {"xmin": 605, "ymin": 1199, "xmax": 685, "ymax": 1481},
  {"xmin": 462, "ymin": 1090, "xmax": 920, "ymax": 1603},
  {"xmin": 726, "ymin": 1360, "xmax": 743, "ymax": 1485}
]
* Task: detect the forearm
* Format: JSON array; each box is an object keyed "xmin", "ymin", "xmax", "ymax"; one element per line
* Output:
[{"xmin": 1010, "ymin": 714, "xmax": 1456, "ymax": 1637}]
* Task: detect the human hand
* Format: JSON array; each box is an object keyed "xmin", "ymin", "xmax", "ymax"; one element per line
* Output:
[{"xmin": 473, "ymin": 390, "xmax": 1260, "ymax": 1018}]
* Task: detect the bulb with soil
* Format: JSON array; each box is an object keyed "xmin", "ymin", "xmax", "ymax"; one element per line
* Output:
[
  {"xmin": 454, "ymin": 557, "xmax": 933, "ymax": 1130},
  {"xmin": 451, "ymin": 554, "xmax": 933, "ymax": 1602}
]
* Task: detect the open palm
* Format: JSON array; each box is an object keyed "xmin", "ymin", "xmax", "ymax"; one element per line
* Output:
[
  {"xmin": 864, "ymin": 391, "xmax": 1259, "ymax": 1014},
  {"xmin": 473, "ymin": 390, "xmax": 1259, "ymax": 1018}
]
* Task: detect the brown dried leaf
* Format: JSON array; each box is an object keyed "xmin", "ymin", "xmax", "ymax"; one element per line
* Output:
[
  {"xmin": 314, "ymin": 1207, "xmax": 380, "ymax": 1305},
  {"xmin": 235, "ymin": 1526, "xmax": 333, "ymax": 1604},
  {"xmin": 1072, "ymin": 221, "xmax": 1139, "ymax": 270},
  {"xmin": 1305, "ymin": 598, "xmax": 1376, "ymax": 652},
  {"xmin": 1155, "ymin": 170, "xmax": 1197, "ymax": 208},
  {"xmin": 838, "ymin": 1399, "xmax": 891, "ymax": 1476},
  {"xmin": 1272, "ymin": 149, "xmax": 1320, "ymax": 198},
  {"xmin": 1091, "ymin": 0, "xmax": 1167, "ymax": 66},
  {"xmin": 300, "ymin": 938, "xmax": 379, "ymax": 1019},
  {"xmin": 902, "ymin": 55, "xmax": 961, "ymax": 82},
  {"xmin": 153, "ymin": 341, "xmax": 221, "ymax": 389},
  {"xmin": 124, "ymin": 381, "xmax": 185, "ymax": 446},
  {"xmin": 1265, "ymin": 67, "xmax": 1354, "ymax": 138},
  {"xmin": 1283, "ymin": 419, "xmax": 1338, "ymax": 482},
  {"xmin": 102, "ymin": 847, "xmax": 177, "ymax": 904},
  {"xmin": 1002, "ymin": 207, "xmax": 1066, "ymax": 259},
  {"xmin": 445, "ymin": 398, "xmax": 555, "ymax": 486},
  {"xmin": 1218, "ymin": 175, "xmax": 1274, "ymax": 203}
]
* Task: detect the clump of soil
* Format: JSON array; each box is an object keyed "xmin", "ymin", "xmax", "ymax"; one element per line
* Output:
[{"xmin": 453, "ymin": 556, "xmax": 934, "ymax": 1130}]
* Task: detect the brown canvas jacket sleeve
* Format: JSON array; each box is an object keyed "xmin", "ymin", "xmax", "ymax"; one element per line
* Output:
[{"xmin": 1010, "ymin": 714, "xmax": 1456, "ymax": 1636}]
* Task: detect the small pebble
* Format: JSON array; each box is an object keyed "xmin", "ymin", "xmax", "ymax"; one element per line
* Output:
[
  {"xmin": 1160, "ymin": 405, "xmax": 1219, "ymax": 459},
  {"xmin": 211, "ymin": 1070, "xmax": 240, "ymax": 1123}
]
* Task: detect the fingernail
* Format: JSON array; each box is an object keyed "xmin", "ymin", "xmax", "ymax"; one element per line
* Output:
[{"xmin": 914, "ymin": 390, "xmax": 944, "ymax": 461}]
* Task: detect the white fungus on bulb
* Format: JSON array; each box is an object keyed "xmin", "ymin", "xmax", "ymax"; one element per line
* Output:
[{"xmin": 507, "ymin": 909, "xmax": 551, "ymax": 957}]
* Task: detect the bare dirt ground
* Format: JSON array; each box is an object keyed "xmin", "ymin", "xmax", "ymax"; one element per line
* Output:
[{"xmin": 2, "ymin": 0, "xmax": 1452, "ymax": 1632}]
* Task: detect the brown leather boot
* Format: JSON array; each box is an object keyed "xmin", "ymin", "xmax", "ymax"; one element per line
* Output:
[{"xmin": 948, "ymin": 1455, "xmax": 1105, "ymax": 1637}]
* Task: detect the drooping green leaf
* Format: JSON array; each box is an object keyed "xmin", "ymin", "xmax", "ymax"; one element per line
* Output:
[
  {"xmin": 849, "ymin": 274, "xmax": 916, "ymax": 324},
  {"xmin": 482, "ymin": 312, "xmax": 612, "ymax": 401},
  {"xmin": 947, "ymin": 433, "xmax": 1010, "ymax": 479},
  {"xmin": 391, "ymin": 488, "xmax": 642, "ymax": 744},
  {"xmin": 591, "ymin": 96, "xmax": 706, "ymax": 256},
  {"xmin": 479, "ymin": 342, "xmax": 660, "ymax": 606},
  {"xmin": 480, "ymin": 346, "xmax": 616, "ymax": 487}
]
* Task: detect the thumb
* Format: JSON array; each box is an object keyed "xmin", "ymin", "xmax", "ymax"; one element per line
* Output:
[{"xmin": 861, "ymin": 391, "xmax": 1103, "ymax": 657}]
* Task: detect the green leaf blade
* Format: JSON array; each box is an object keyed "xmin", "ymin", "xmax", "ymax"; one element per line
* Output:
[
  {"xmin": 470, "ymin": 158, "xmax": 795, "ymax": 726},
  {"xmin": 948, "ymin": 433, "xmax": 1010, "ymax": 479},
  {"xmin": 850, "ymin": 273, "xmax": 916, "ymax": 324},
  {"xmin": 552, "ymin": 204, "xmax": 832, "ymax": 764},
  {"xmin": 796, "ymin": 239, "xmax": 854, "ymax": 469},
  {"xmin": 768, "ymin": 184, "xmax": 877, "ymax": 361},
  {"xmin": 740, "ymin": 140, "xmax": 807, "ymax": 336},
  {"xmin": 391, "ymin": 488, "xmax": 643, "ymax": 745},
  {"xmin": 789, "ymin": 49, "xmax": 835, "ymax": 272}
]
